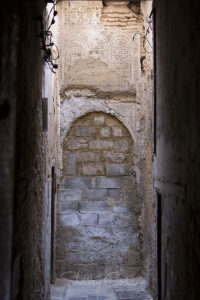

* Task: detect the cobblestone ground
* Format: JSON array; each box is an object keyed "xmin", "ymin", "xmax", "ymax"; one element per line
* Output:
[{"xmin": 50, "ymin": 279, "xmax": 153, "ymax": 300}]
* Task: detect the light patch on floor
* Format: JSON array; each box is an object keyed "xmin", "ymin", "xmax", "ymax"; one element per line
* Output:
[{"xmin": 50, "ymin": 278, "xmax": 153, "ymax": 300}]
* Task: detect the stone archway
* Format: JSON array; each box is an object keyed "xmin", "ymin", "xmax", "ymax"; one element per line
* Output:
[{"xmin": 56, "ymin": 112, "xmax": 142, "ymax": 280}]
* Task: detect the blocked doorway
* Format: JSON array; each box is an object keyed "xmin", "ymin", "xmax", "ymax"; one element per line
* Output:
[{"xmin": 56, "ymin": 112, "xmax": 142, "ymax": 280}]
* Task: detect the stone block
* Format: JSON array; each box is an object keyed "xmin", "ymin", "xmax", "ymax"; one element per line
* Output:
[
  {"xmin": 51, "ymin": 285, "xmax": 67, "ymax": 297},
  {"xmin": 122, "ymin": 176, "xmax": 136, "ymax": 188},
  {"xmin": 58, "ymin": 202, "xmax": 79, "ymax": 215},
  {"xmin": 100, "ymin": 127, "xmax": 111, "ymax": 137},
  {"xmin": 76, "ymin": 152, "xmax": 100, "ymax": 162},
  {"xmin": 58, "ymin": 214, "xmax": 80, "ymax": 228},
  {"xmin": 56, "ymin": 262, "xmax": 106, "ymax": 280},
  {"xmin": 113, "ymin": 214, "xmax": 138, "ymax": 230},
  {"xmin": 58, "ymin": 189, "xmax": 82, "ymax": 201},
  {"xmin": 103, "ymin": 151, "xmax": 125, "ymax": 163},
  {"xmin": 62, "ymin": 241, "xmax": 84, "ymax": 252},
  {"xmin": 88, "ymin": 296, "xmax": 97, "ymax": 300},
  {"xmin": 122, "ymin": 265, "xmax": 141, "ymax": 278},
  {"xmin": 122, "ymin": 189, "xmax": 135, "ymax": 202},
  {"xmin": 66, "ymin": 137, "xmax": 88, "ymax": 150},
  {"xmin": 113, "ymin": 215, "xmax": 131, "ymax": 228},
  {"xmin": 64, "ymin": 177, "xmax": 92, "ymax": 189},
  {"xmin": 98, "ymin": 212, "xmax": 115, "ymax": 225},
  {"xmin": 64, "ymin": 153, "xmax": 76, "ymax": 175},
  {"xmin": 123, "ymin": 249, "xmax": 141, "ymax": 266},
  {"xmin": 114, "ymin": 139, "xmax": 129, "ymax": 151},
  {"xmin": 112, "ymin": 126, "xmax": 123, "ymax": 137},
  {"xmin": 113, "ymin": 205, "xmax": 130, "ymax": 214},
  {"xmin": 106, "ymin": 164, "xmax": 131, "ymax": 176},
  {"xmin": 56, "ymin": 226, "xmax": 81, "ymax": 245},
  {"xmin": 108, "ymin": 189, "xmax": 122, "ymax": 201},
  {"xmin": 105, "ymin": 118, "xmax": 118, "ymax": 126},
  {"xmin": 94, "ymin": 115, "xmax": 104, "ymax": 124},
  {"xmin": 116, "ymin": 291, "xmax": 149, "ymax": 300},
  {"xmin": 80, "ymin": 213, "xmax": 99, "ymax": 225},
  {"xmin": 103, "ymin": 264, "xmax": 141, "ymax": 279},
  {"xmin": 75, "ymin": 126, "xmax": 97, "ymax": 137},
  {"xmin": 85, "ymin": 226, "xmax": 113, "ymax": 240},
  {"xmin": 80, "ymin": 163, "xmax": 105, "ymax": 176},
  {"xmin": 89, "ymin": 140, "xmax": 113, "ymax": 150},
  {"xmin": 79, "ymin": 201, "xmax": 108, "ymax": 213},
  {"xmin": 84, "ymin": 188, "xmax": 108, "ymax": 201},
  {"xmin": 96, "ymin": 176, "xmax": 123, "ymax": 188}
]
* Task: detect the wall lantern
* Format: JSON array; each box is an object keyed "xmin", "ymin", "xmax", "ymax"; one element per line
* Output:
[{"xmin": 35, "ymin": 0, "xmax": 59, "ymax": 73}]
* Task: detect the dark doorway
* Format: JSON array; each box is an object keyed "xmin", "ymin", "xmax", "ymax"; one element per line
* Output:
[
  {"xmin": 51, "ymin": 166, "xmax": 56, "ymax": 283},
  {"xmin": 157, "ymin": 193, "xmax": 162, "ymax": 300}
]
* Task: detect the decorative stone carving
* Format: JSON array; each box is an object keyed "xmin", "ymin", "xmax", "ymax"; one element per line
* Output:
[{"xmin": 111, "ymin": 35, "xmax": 132, "ymax": 79}]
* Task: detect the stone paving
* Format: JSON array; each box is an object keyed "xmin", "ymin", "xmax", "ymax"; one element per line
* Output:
[{"xmin": 50, "ymin": 278, "xmax": 153, "ymax": 300}]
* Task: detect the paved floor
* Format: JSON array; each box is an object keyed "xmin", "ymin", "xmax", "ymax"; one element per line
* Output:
[{"xmin": 50, "ymin": 278, "xmax": 153, "ymax": 300}]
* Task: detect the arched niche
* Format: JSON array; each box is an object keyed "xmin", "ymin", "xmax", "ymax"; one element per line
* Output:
[{"xmin": 56, "ymin": 112, "xmax": 142, "ymax": 280}]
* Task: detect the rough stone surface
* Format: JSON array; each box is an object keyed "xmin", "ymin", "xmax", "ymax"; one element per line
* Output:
[
  {"xmin": 57, "ymin": 113, "xmax": 140, "ymax": 279},
  {"xmin": 64, "ymin": 177, "xmax": 92, "ymax": 189},
  {"xmin": 50, "ymin": 279, "xmax": 153, "ymax": 300},
  {"xmin": 98, "ymin": 213, "xmax": 115, "ymax": 225},
  {"xmin": 96, "ymin": 176, "xmax": 123, "ymax": 189},
  {"xmin": 56, "ymin": 0, "xmax": 153, "ymax": 284},
  {"xmin": 1, "ymin": 1, "xmax": 58, "ymax": 299},
  {"xmin": 64, "ymin": 153, "xmax": 77, "ymax": 175},
  {"xmin": 59, "ymin": 214, "xmax": 80, "ymax": 228},
  {"xmin": 100, "ymin": 127, "xmax": 111, "ymax": 138},
  {"xmin": 106, "ymin": 164, "xmax": 131, "ymax": 176},
  {"xmin": 75, "ymin": 126, "xmax": 97, "ymax": 137},
  {"xmin": 89, "ymin": 140, "xmax": 113, "ymax": 150},
  {"xmin": 76, "ymin": 152, "xmax": 100, "ymax": 162},
  {"xmin": 152, "ymin": 0, "xmax": 200, "ymax": 298},
  {"xmin": 80, "ymin": 214, "xmax": 99, "ymax": 226},
  {"xmin": 108, "ymin": 189, "xmax": 122, "ymax": 201},
  {"xmin": 94, "ymin": 116, "xmax": 104, "ymax": 124},
  {"xmin": 114, "ymin": 140, "xmax": 129, "ymax": 152},
  {"xmin": 84, "ymin": 189, "xmax": 108, "ymax": 201},
  {"xmin": 59, "ymin": 189, "xmax": 82, "ymax": 201},
  {"xmin": 58, "ymin": 202, "xmax": 79, "ymax": 215},
  {"xmin": 103, "ymin": 152, "xmax": 126, "ymax": 163},
  {"xmin": 112, "ymin": 126, "xmax": 123, "ymax": 137},
  {"xmin": 79, "ymin": 201, "xmax": 108, "ymax": 213},
  {"xmin": 80, "ymin": 163, "xmax": 105, "ymax": 176}
]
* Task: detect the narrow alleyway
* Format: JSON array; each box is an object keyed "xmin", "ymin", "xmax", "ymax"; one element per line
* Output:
[
  {"xmin": 50, "ymin": 279, "xmax": 153, "ymax": 300},
  {"xmin": 1, "ymin": 0, "xmax": 200, "ymax": 299}
]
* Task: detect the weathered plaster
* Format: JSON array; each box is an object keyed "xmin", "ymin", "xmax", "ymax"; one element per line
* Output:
[{"xmin": 56, "ymin": 0, "xmax": 153, "ymax": 286}]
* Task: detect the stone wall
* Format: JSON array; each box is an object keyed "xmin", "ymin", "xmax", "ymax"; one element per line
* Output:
[
  {"xmin": 0, "ymin": 1, "xmax": 58, "ymax": 299},
  {"xmin": 56, "ymin": 112, "xmax": 142, "ymax": 279},
  {"xmin": 0, "ymin": 2, "xmax": 19, "ymax": 299},
  {"xmin": 153, "ymin": 0, "xmax": 200, "ymax": 299},
  {"xmin": 56, "ymin": 0, "xmax": 154, "ymax": 285},
  {"xmin": 12, "ymin": 2, "xmax": 54, "ymax": 297}
]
